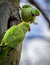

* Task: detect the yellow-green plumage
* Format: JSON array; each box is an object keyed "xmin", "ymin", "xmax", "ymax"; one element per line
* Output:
[
  {"xmin": 21, "ymin": 5, "xmax": 32, "ymax": 22},
  {"xmin": 21, "ymin": 5, "xmax": 40, "ymax": 23},
  {"xmin": 0, "ymin": 22, "xmax": 30, "ymax": 64},
  {"xmin": 1, "ymin": 22, "xmax": 30, "ymax": 48},
  {"xmin": 21, "ymin": 7, "xmax": 32, "ymax": 22}
]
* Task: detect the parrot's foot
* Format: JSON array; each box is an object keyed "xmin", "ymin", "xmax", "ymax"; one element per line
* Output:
[{"xmin": 33, "ymin": 22, "xmax": 38, "ymax": 25}]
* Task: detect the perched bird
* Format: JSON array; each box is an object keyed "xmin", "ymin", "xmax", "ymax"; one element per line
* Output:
[
  {"xmin": 0, "ymin": 22, "xmax": 30, "ymax": 64},
  {"xmin": 21, "ymin": 5, "xmax": 40, "ymax": 23},
  {"xmin": 0, "ymin": 22, "xmax": 30, "ymax": 48}
]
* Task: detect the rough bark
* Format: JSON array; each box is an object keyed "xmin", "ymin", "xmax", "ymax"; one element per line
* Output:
[
  {"xmin": 0, "ymin": 0, "xmax": 21, "ymax": 42},
  {"xmin": 0, "ymin": 0, "xmax": 22, "ymax": 65}
]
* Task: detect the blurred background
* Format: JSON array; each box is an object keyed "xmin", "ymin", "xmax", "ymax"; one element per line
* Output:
[{"xmin": 19, "ymin": 0, "xmax": 50, "ymax": 65}]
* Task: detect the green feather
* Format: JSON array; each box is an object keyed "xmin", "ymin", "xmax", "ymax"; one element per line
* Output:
[
  {"xmin": 21, "ymin": 5, "xmax": 40, "ymax": 23},
  {"xmin": 1, "ymin": 22, "xmax": 30, "ymax": 48},
  {"xmin": 0, "ymin": 47, "xmax": 9, "ymax": 64},
  {"xmin": 22, "ymin": 5, "xmax": 31, "ymax": 8},
  {"xmin": 21, "ymin": 7, "xmax": 32, "ymax": 22},
  {"xmin": 0, "ymin": 22, "xmax": 30, "ymax": 64}
]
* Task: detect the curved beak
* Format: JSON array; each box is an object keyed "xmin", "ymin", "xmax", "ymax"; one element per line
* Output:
[{"xmin": 34, "ymin": 14, "xmax": 39, "ymax": 16}]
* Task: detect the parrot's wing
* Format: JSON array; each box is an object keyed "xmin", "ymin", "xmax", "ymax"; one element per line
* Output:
[
  {"xmin": 1, "ymin": 25, "xmax": 25, "ymax": 48},
  {"xmin": 1, "ymin": 25, "xmax": 17, "ymax": 46},
  {"xmin": 7, "ymin": 26, "xmax": 25, "ymax": 48},
  {"xmin": 0, "ymin": 47, "xmax": 9, "ymax": 64}
]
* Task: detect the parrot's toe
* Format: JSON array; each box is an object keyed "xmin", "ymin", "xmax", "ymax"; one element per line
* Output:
[{"xmin": 28, "ymin": 27, "xmax": 30, "ymax": 31}]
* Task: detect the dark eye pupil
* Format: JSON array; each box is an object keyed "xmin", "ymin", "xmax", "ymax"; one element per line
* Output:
[
  {"xmin": 32, "ymin": 14, "xmax": 34, "ymax": 17},
  {"xmin": 31, "ymin": 10, "xmax": 34, "ymax": 17}
]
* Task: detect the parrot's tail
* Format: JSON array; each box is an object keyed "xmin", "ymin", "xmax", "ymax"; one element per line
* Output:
[{"xmin": 0, "ymin": 47, "xmax": 9, "ymax": 64}]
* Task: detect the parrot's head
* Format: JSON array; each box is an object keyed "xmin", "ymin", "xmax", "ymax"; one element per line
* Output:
[
  {"xmin": 22, "ymin": 5, "xmax": 32, "ymax": 8},
  {"xmin": 27, "ymin": 9, "xmax": 40, "ymax": 24},
  {"xmin": 21, "ymin": 4, "xmax": 40, "ymax": 23},
  {"xmin": 29, "ymin": 9, "xmax": 40, "ymax": 23},
  {"xmin": 31, "ymin": 9, "xmax": 40, "ymax": 17},
  {"xmin": 19, "ymin": 22, "xmax": 30, "ymax": 32}
]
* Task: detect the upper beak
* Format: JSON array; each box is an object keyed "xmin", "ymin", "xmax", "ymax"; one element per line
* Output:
[{"xmin": 34, "ymin": 14, "xmax": 39, "ymax": 16}]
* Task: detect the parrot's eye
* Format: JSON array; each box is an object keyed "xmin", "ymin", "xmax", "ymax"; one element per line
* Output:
[
  {"xmin": 31, "ymin": 10, "xmax": 34, "ymax": 17},
  {"xmin": 32, "ymin": 14, "xmax": 34, "ymax": 17}
]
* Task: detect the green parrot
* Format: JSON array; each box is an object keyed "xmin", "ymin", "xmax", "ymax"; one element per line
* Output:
[
  {"xmin": 21, "ymin": 5, "xmax": 40, "ymax": 23},
  {"xmin": 0, "ymin": 22, "xmax": 30, "ymax": 64},
  {"xmin": 0, "ymin": 22, "xmax": 30, "ymax": 48}
]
